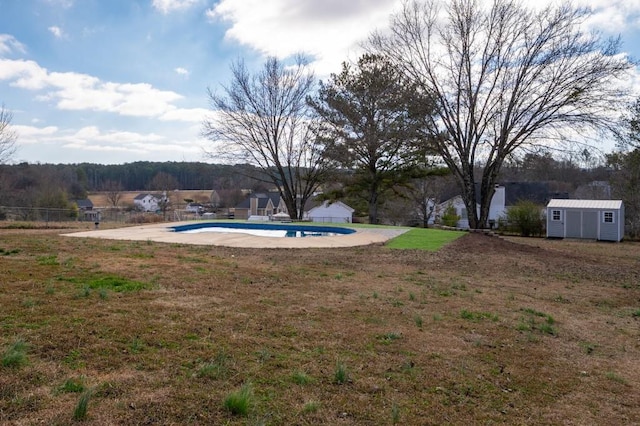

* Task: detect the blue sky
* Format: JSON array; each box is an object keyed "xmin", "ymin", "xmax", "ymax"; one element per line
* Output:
[{"xmin": 1, "ymin": 0, "xmax": 639, "ymax": 165}]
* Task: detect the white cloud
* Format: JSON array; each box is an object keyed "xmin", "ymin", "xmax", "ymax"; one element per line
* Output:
[
  {"xmin": 174, "ymin": 67, "xmax": 190, "ymax": 77},
  {"xmin": 152, "ymin": 0, "xmax": 200, "ymax": 14},
  {"xmin": 0, "ymin": 58, "xmax": 204, "ymax": 121},
  {"xmin": 160, "ymin": 107, "xmax": 208, "ymax": 122},
  {"xmin": 12, "ymin": 124, "xmax": 59, "ymax": 143},
  {"xmin": 207, "ymin": 0, "xmax": 640, "ymax": 77},
  {"xmin": 0, "ymin": 34, "xmax": 27, "ymax": 57},
  {"xmin": 12, "ymin": 123, "xmax": 187, "ymax": 155},
  {"xmin": 207, "ymin": 0, "xmax": 400, "ymax": 75},
  {"xmin": 48, "ymin": 26, "xmax": 64, "ymax": 39}
]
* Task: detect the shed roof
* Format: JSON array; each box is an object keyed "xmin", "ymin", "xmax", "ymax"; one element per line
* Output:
[
  {"xmin": 308, "ymin": 200, "xmax": 355, "ymax": 214},
  {"xmin": 547, "ymin": 199, "xmax": 623, "ymax": 209}
]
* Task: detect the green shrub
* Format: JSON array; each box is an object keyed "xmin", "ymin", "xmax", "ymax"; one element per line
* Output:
[
  {"xmin": 506, "ymin": 200, "xmax": 544, "ymax": 237},
  {"xmin": 440, "ymin": 204, "xmax": 460, "ymax": 227}
]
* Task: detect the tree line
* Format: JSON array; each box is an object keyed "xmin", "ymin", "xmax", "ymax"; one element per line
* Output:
[{"xmin": 0, "ymin": 161, "xmax": 270, "ymax": 211}]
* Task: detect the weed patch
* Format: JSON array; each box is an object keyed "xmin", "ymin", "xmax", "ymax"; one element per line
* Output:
[
  {"xmin": 73, "ymin": 389, "xmax": 92, "ymax": 421},
  {"xmin": 460, "ymin": 310, "xmax": 499, "ymax": 322},
  {"xmin": 87, "ymin": 275, "xmax": 151, "ymax": 292},
  {"xmin": 605, "ymin": 371, "xmax": 627, "ymax": 384},
  {"xmin": 1, "ymin": 339, "xmax": 29, "ymax": 368},
  {"xmin": 58, "ymin": 377, "xmax": 85, "ymax": 394},
  {"xmin": 37, "ymin": 255, "xmax": 59, "ymax": 265},
  {"xmin": 518, "ymin": 308, "xmax": 557, "ymax": 336},
  {"xmin": 302, "ymin": 400, "xmax": 320, "ymax": 414},
  {"xmin": 223, "ymin": 382, "xmax": 254, "ymax": 416},
  {"xmin": 291, "ymin": 370, "xmax": 314, "ymax": 385},
  {"xmin": 334, "ymin": 362, "xmax": 350, "ymax": 384},
  {"xmin": 195, "ymin": 352, "xmax": 231, "ymax": 380},
  {"xmin": 0, "ymin": 247, "xmax": 20, "ymax": 255},
  {"xmin": 378, "ymin": 332, "xmax": 402, "ymax": 344}
]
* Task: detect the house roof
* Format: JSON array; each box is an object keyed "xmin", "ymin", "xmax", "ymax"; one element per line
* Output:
[
  {"xmin": 502, "ymin": 182, "xmax": 569, "ymax": 206},
  {"xmin": 73, "ymin": 199, "xmax": 93, "ymax": 209},
  {"xmin": 547, "ymin": 199, "xmax": 623, "ymax": 209},
  {"xmin": 308, "ymin": 200, "xmax": 355, "ymax": 214},
  {"xmin": 235, "ymin": 192, "xmax": 283, "ymax": 209},
  {"xmin": 134, "ymin": 193, "xmax": 155, "ymax": 200}
]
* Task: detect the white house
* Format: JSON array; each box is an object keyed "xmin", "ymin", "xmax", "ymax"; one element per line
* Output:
[
  {"xmin": 436, "ymin": 186, "xmax": 506, "ymax": 229},
  {"xmin": 307, "ymin": 201, "xmax": 354, "ymax": 223},
  {"xmin": 134, "ymin": 193, "xmax": 166, "ymax": 212}
]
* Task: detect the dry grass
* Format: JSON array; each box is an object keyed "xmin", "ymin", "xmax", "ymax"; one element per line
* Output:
[
  {"xmin": 0, "ymin": 226, "xmax": 638, "ymax": 424},
  {"xmin": 88, "ymin": 190, "xmax": 212, "ymax": 208}
]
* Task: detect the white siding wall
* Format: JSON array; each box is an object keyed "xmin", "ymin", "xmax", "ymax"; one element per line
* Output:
[{"xmin": 308, "ymin": 202, "xmax": 353, "ymax": 223}]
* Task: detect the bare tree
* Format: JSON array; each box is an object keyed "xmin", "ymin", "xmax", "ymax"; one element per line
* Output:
[
  {"xmin": 405, "ymin": 169, "xmax": 452, "ymax": 227},
  {"xmin": 202, "ymin": 56, "xmax": 330, "ymax": 220},
  {"xmin": 148, "ymin": 172, "xmax": 178, "ymax": 219},
  {"xmin": 102, "ymin": 180, "xmax": 123, "ymax": 208},
  {"xmin": 0, "ymin": 104, "xmax": 17, "ymax": 164},
  {"xmin": 371, "ymin": 0, "xmax": 633, "ymax": 228}
]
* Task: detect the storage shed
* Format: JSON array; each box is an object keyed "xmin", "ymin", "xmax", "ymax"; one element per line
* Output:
[{"xmin": 546, "ymin": 199, "xmax": 624, "ymax": 242}]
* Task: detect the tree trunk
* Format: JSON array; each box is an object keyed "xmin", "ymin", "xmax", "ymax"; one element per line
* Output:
[
  {"xmin": 478, "ymin": 182, "xmax": 496, "ymax": 229},
  {"xmin": 369, "ymin": 191, "xmax": 378, "ymax": 224},
  {"xmin": 458, "ymin": 166, "xmax": 479, "ymax": 229}
]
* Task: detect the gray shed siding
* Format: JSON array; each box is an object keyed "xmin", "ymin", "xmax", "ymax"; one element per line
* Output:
[
  {"xmin": 599, "ymin": 209, "xmax": 624, "ymax": 242},
  {"xmin": 546, "ymin": 199, "xmax": 624, "ymax": 242},
  {"xmin": 546, "ymin": 208, "xmax": 564, "ymax": 238}
]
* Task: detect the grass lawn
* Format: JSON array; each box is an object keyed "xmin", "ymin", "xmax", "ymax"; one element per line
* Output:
[
  {"xmin": 386, "ymin": 227, "xmax": 466, "ymax": 250},
  {"xmin": 1, "ymin": 223, "xmax": 639, "ymax": 424}
]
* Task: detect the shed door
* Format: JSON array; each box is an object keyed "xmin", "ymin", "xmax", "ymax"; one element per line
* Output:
[
  {"xmin": 566, "ymin": 210, "xmax": 581, "ymax": 238},
  {"xmin": 582, "ymin": 211, "xmax": 598, "ymax": 239}
]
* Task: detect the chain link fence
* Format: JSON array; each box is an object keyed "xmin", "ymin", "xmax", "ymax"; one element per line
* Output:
[{"xmin": 0, "ymin": 206, "xmax": 175, "ymax": 224}]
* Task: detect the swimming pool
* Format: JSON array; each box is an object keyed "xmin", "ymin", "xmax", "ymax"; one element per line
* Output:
[{"xmin": 170, "ymin": 222, "xmax": 356, "ymax": 238}]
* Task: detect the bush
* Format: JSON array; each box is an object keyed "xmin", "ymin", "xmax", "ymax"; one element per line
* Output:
[
  {"xmin": 440, "ymin": 204, "xmax": 460, "ymax": 227},
  {"xmin": 506, "ymin": 200, "xmax": 544, "ymax": 237}
]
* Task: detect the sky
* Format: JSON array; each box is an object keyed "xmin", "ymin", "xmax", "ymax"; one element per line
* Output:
[{"xmin": 0, "ymin": 0, "xmax": 639, "ymax": 165}]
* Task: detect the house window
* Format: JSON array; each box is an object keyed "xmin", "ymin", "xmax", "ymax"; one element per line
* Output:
[
  {"xmin": 603, "ymin": 211, "xmax": 614, "ymax": 223},
  {"xmin": 551, "ymin": 210, "xmax": 561, "ymax": 221}
]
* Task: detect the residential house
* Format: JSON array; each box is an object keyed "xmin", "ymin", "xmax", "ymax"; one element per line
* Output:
[
  {"xmin": 134, "ymin": 193, "xmax": 167, "ymax": 212},
  {"xmin": 435, "ymin": 185, "xmax": 506, "ymax": 229},
  {"xmin": 435, "ymin": 182, "xmax": 569, "ymax": 229},
  {"xmin": 234, "ymin": 192, "xmax": 287, "ymax": 220},
  {"xmin": 72, "ymin": 198, "xmax": 100, "ymax": 222},
  {"xmin": 185, "ymin": 202, "xmax": 204, "ymax": 214}
]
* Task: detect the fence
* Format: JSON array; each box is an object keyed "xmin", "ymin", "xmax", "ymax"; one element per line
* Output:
[{"xmin": 0, "ymin": 206, "xmax": 180, "ymax": 224}]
